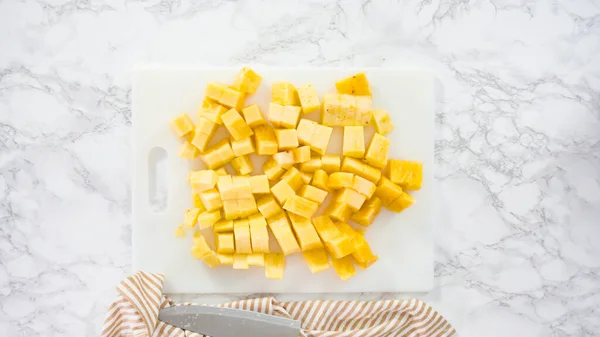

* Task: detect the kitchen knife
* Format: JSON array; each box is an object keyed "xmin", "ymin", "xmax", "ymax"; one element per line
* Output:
[{"xmin": 158, "ymin": 305, "xmax": 302, "ymax": 337}]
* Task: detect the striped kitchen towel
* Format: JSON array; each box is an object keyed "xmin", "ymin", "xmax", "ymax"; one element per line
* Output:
[{"xmin": 101, "ymin": 271, "xmax": 455, "ymax": 337}]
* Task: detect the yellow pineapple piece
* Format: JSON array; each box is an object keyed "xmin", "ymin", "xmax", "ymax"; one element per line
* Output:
[
  {"xmin": 335, "ymin": 72, "xmax": 372, "ymax": 96},
  {"xmin": 219, "ymin": 87, "xmax": 245, "ymax": 111},
  {"xmin": 273, "ymin": 151, "xmax": 295, "ymax": 169},
  {"xmin": 202, "ymin": 139, "xmax": 235, "ymax": 169},
  {"xmin": 191, "ymin": 193, "xmax": 206, "ymax": 210},
  {"xmin": 190, "ymin": 117, "xmax": 217, "ymax": 152},
  {"xmin": 302, "ymin": 248, "xmax": 330, "ymax": 274},
  {"xmin": 231, "ymin": 155, "xmax": 253, "ymax": 175},
  {"xmin": 263, "ymin": 157, "xmax": 286, "ymax": 180},
  {"xmin": 254, "ymin": 125, "xmax": 278, "ymax": 155},
  {"xmin": 199, "ymin": 188, "xmax": 223, "ymax": 211},
  {"xmin": 343, "ymin": 126, "xmax": 365, "ymax": 158},
  {"xmin": 388, "ymin": 159, "xmax": 423, "ymax": 190},
  {"xmin": 169, "ymin": 113, "xmax": 195, "ymax": 138},
  {"xmin": 190, "ymin": 235, "xmax": 221, "ymax": 268},
  {"xmin": 213, "ymin": 219, "xmax": 234, "ymax": 233},
  {"xmin": 283, "ymin": 195, "xmax": 319, "ymax": 218},
  {"xmin": 325, "ymin": 202, "xmax": 353, "ymax": 222},
  {"xmin": 351, "ymin": 175, "xmax": 377, "ymax": 198},
  {"xmin": 237, "ymin": 197, "xmax": 258, "ymax": 218},
  {"xmin": 298, "ymin": 185, "xmax": 328, "ymax": 204},
  {"xmin": 281, "ymin": 105, "xmax": 302, "ymax": 129},
  {"xmin": 221, "ymin": 108, "xmax": 253, "ymax": 141},
  {"xmin": 299, "ymin": 158, "xmax": 322, "ymax": 172},
  {"xmin": 327, "ymin": 172, "xmax": 354, "ymax": 190},
  {"xmin": 256, "ymin": 195, "xmax": 283, "ymax": 219},
  {"xmin": 189, "ymin": 170, "xmax": 218, "ymax": 191},
  {"xmin": 249, "ymin": 214, "xmax": 270, "ymax": 253},
  {"xmin": 223, "ymin": 199, "xmax": 240, "ymax": 220},
  {"xmin": 288, "ymin": 213, "xmax": 323, "ymax": 251},
  {"xmin": 248, "ymin": 253, "xmax": 265, "ymax": 266},
  {"xmin": 311, "ymin": 169, "xmax": 330, "ymax": 191},
  {"xmin": 341, "ymin": 157, "xmax": 381, "ymax": 184},
  {"xmin": 267, "ymin": 214, "xmax": 301, "ymax": 256},
  {"xmin": 296, "ymin": 119, "xmax": 318, "ymax": 145},
  {"xmin": 291, "ymin": 146, "xmax": 311, "ymax": 163},
  {"xmin": 299, "ymin": 171, "xmax": 312, "ymax": 185},
  {"xmin": 268, "ymin": 102, "xmax": 284, "ymax": 128},
  {"xmin": 321, "ymin": 155, "xmax": 341, "ymax": 173},
  {"xmin": 312, "ymin": 215, "xmax": 339, "ymax": 242},
  {"xmin": 296, "ymin": 84, "xmax": 320, "ymax": 114},
  {"xmin": 339, "ymin": 94, "xmax": 358, "ymax": 125},
  {"xmin": 179, "ymin": 142, "xmax": 200, "ymax": 159},
  {"xmin": 355, "ymin": 96, "xmax": 373, "ymax": 125},
  {"xmin": 174, "ymin": 225, "xmax": 186, "ymax": 238},
  {"xmin": 351, "ymin": 197, "xmax": 382, "ymax": 226},
  {"xmin": 217, "ymin": 175, "xmax": 237, "ymax": 200},
  {"xmin": 217, "ymin": 253, "xmax": 234, "ymax": 265},
  {"xmin": 205, "ymin": 82, "xmax": 227, "ymax": 101},
  {"xmin": 281, "ymin": 167, "xmax": 304, "ymax": 191},
  {"xmin": 387, "ymin": 191, "xmax": 415, "ymax": 213},
  {"xmin": 198, "ymin": 99, "xmax": 228, "ymax": 125},
  {"xmin": 321, "ymin": 93, "xmax": 341, "ymax": 126},
  {"xmin": 232, "ymin": 67, "xmax": 262, "ymax": 94},
  {"xmin": 351, "ymin": 234, "xmax": 378, "ymax": 268},
  {"xmin": 241, "ymin": 104, "xmax": 267, "ymax": 128},
  {"xmin": 197, "ymin": 210, "xmax": 221, "ymax": 229},
  {"xmin": 233, "ymin": 254, "xmax": 250, "ymax": 269},
  {"xmin": 215, "ymin": 233, "xmax": 235, "ymax": 253},
  {"xmin": 272, "ymin": 82, "xmax": 299, "ymax": 106},
  {"xmin": 270, "ymin": 180, "xmax": 296, "ymax": 205},
  {"xmin": 311, "ymin": 124, "xmax": 333, "ymax": 155},
  {"xmin": 371, "ymin": 109, "xmax": 395, "ymax": 135},
  {"xmin": 312, "ymin": 216, "xmax": 354, "ymax": 258},
  {"xmin": 374, "ymin": 177, "xmax": 403, "ymax": 206},
  {"xmin": 364, "ymin": 133, "xmax": 390, "ymax": 169},
  {"xmin": 331, "ymin": 256, "xmax": 356, "ymax": 280},
  {"xmin": 265, "ymin": 253, "xmax": 285, "ymax": 279},
  {"xmin": 274, "ymin": 129, "xmax": 298, "ymax": 150},
  {"xmin": 183, "ymin": 208, "xmax": 201, "ymax": 229},
  {"xmin": 215, "ymin": 166, "xmax": 229, "ymax": 176},
  {"xmin": 233, "ymin": 219, "xmax": 252, "ymax": 254},
  {"xmin": 232, "ymin": 176, "xmax": 253, "ymax": 198},
  {"xmin": 231, "ymin": 137, "xmax": 255, "ymax": 157},
  {"xmin": 249, "ymin": 175, "xmax": 270, "ymax": 194}
]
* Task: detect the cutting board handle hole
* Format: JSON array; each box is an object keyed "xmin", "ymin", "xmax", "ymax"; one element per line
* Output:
[{"xmin": 148, "ymin": 147, "xmax": 168, "ymax": 213}]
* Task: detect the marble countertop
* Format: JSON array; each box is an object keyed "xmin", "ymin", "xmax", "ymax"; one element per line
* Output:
[{"xmin": 1, "ymin": 0, "xmax": 599, "ymax": 336}]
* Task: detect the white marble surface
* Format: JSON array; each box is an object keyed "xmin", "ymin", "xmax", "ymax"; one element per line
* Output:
[{"xmin": 1, "ymin": 0, "xmax": 599, "ymax": 336}]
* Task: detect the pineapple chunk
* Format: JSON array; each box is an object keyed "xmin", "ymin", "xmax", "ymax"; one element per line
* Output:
[
  {"xmin": 248, "ymin": 253, "xmax": 265, "ymax": 266},
  {"xmin": 387, "ymin": 191, "xmax": 415, "ymax": 213},
  {"xmin": 216, "ymin": 175, "xmax": 235, "ymax": 200},
  {"xmin": 270, "ymin": 180, "xmax": 296, "ymax": 205},
  {"xmin": 233, "ymin": 254, "xmax": 249, "ymax": 269},
  {"xmin": 322, "ymin": 94, "xmax": 372, "ymax": 126},
  {"xmin": 274, "ymin": 129, "xmax": 299, "ymax": 150},
  {"xmin": 288, "ymin": 213, "xmax": 323, "ymax": 251},
  {"xmin": 296, "ymin": 84, "xmax": 320, "ymax": 114},
  {"xmin": 174, "ymin": 225, "xmax": 187, "ymax": 238},
  {"xmin": 341, "ymin": 157, "xmax": 381, "ymax": 184},
  {"xmin": 325, "ymin": 202, "xmax": 353, "ymax": 222},
  {"xmin": 223, "ymin": 199, "xmax": 240, "ymax": 220},
  {"xmin": 374, "ymin": 177, "xmax": 403, "ymax": 206},
  {"xmin": 269, "ymin": 103, "xmax": 301, "ymax": 129},
  {"xmin": 351, "ymin": 197, "xmax": 382, "ymax": 226},
  {"xmin": 263, "ymin": 157, "xmax": 286, "ymax": 180},
  {"xmin": 311, "ymin": 215, "xmax": 339, "ymax": 242},
  {"xmin": 254, "ymin": 125, "xmax": 278, "ymax": 155},
  {"xmin": 299, "ymin": 171, "xmax": 312, "ymax": 185},
  {"xmin": 321, "ymin": 155, "xmax": 341, "ymax": 174},
  {"xmin": 205, "ymin": 82, "xmax": 227, "ymax": 101},
  {"xmin": 371, "ymin": 109, "xmax": 395, "ymax": 135},
  {"xmin": 291, "ymin": 146, "xmax": 311, "ymax": 164},
  {"xmin": 199, "ymin": 188, "xmax": 223, "ymax": 211},
  {"xmin": 311, "ymin": 123, "xmax": 333, "ymax": 155},
  {"xmin": 213, "ymin": 219, "xmax": 234, "ymax": 233},
  {"xmin": 169, "ymin": 113, "xmax": 195, "ymax": 138},
  {"xmin": 281, "ymin": 167, "xmax": 304, "ymax": 191},
  {"xmin": 217, "ymin": 253, "xmax": 234, "ymax": 265},
  {"xmin": 388, "ymin": 159, "xmax": 423, "ymax": 190},
  {"xmin": 231, "ymin": 155, "xmax": 253, "ymax": 175},
  {"xmin": 364, "ymin": 133, "xmax": 390, "ymax": 169},
  {"xmin": 198, "ymin": 100, "xmax": 228, "ymax": 125},
  {"xmin": 327, "ymin": 172, "xmax": 354, "ymax": 190},
  {"xmin": 231, "ymin": 137, "xmax": 255, "ymax": 157},
  {"xmin": 296, "ymin": 119, "xmax": 318, "ymax": 145},
  {"xmin": 191, "ymin": 193, "xmax": 206, "ymax": 210},
  {"xmin": 190, "ymin": 117, "xmax": 218, "ymax": 152},
  {"xmin": 334, "ymin": 188, "xmax": 366, "ymax": 211},
  {"xmin": 215, "ymin": 233, "xmax": 235, "ymax": 253},
  {"xmin": 311, "ymin": 169, "xmax": 330, "ymax": 191},
  {"xmin": 273, "ymin": 151, "xmax": 295, "ymax": 169},
  {"xmin": 241, "ymin": 104, "xmax": 267, "ymax": 128},
  {"xmin": 232, "ymin": 67, "xmax": 262, "ymax": 95},
  {"xmin": 249, "ymin": 175, "xmax": 270, "ymax": 194},
  {"xmin": 272, "ymin": 82, "xmax": 299, "ymax": 106},
  {"xmin": 214, "ymin": 166, "xmax": 229, "ymax": 176},
  {"xmin": 321, "ymin": 93, "xmax": 341, "ymax": 126},
  {"xmin": 190, "ymin": 235, "xmax": 221, "ymax": 268},
  {"xmin": 302, "ymin": 248, "xmax": 330, "ymax": 274},
  {"xmin": 268, "ymin": 102, "xmax": 284, "ymax": 128},
  {"xmin": 249, "ymin": 214, "xmax": 270, "ymax": 253},
  {"xmin": 351, "ymin": 234, "xmax": 378, "ymax": 268},
  {"xmin": 265, "ymin": 253, "xmax": 285, "ymax": 279},
  {"xmin": 219, "ymin": 87, "xmax": 245, "ymax": 111},
  {"xmin": 298, "ymin": 185, "xmax": 328, "ymax": 204},
  {"xmin": 312, "ymin": 216, "xmax": 354, "ymax": 258},
  {"xmin": 221, "ymin": 108, "xmax": 254, "ymax": 141},
  {"xmin": 256, "ymin": 195, "xmax": 283, "ymax": 219},
  {"xmin": 331, "ymin": 256, "xmax": 356, "ymax": 280},
  {"xmin": 197, "ymin": 210, "xmax": 221, "ymax": 229},
  {"xmin": 343, "ymin": 126, "xmax": 365, "ymax": 158},
  {"xmin": 355, "ymin": 96, "xmax": 374, "ymax": 125},
  {"xmin": 237, "ymin": 197, "xmax": 258, "ymax": 218},
  {"xmin": 232, "ymin": 176, "xmax": 253, "ymax": 198},
  {"xmin": 179, "ymin": 142, "xmax": 200, "ymax": 159},
  {"xmin": 335, "ymin": 72, "xmax": 372, "ymax": 96},
  {"xmin": 351, "ymin": 175, "xmax": 377, "ymax": 198},
  {"xmin": 189, "ymin": 170, "xmax": 218, "ymax": 191},
  {"xmin": 233, "ymin": 219, "xmax": 252, "ymax": 254},
  {"xmin": 267, "ymin": 214, "xmax": 301, "ymax": 256},
  {"xmin": 283, "ymin": 195, "xmax": 319, "ymax": 218},
  {"xmin": 202, "ymin": 139, "xmax": 235, "ymax": 169},
  {"xmin": 299, "ymin": 158, "xmax": 322, "ymax": 172}
]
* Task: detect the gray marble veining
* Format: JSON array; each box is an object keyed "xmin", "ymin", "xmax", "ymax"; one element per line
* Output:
[{"xmin": 1, "ymin": 0, "xmax": 599, "ymax": 336}]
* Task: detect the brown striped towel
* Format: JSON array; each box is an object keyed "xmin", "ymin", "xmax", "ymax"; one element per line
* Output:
[{"xmin": 101, "ymin": 271, "xmax": 456, "ymax": 337}]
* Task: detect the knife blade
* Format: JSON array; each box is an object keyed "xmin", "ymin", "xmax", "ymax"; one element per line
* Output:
[{"xmin": 158, "ymin": 305, "xmax": 302, "ymax": 337}]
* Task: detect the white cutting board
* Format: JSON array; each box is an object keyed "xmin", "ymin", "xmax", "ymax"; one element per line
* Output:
[{"xmin": 132, "ymin": 67, "xmax": 434, "ymax": 293}]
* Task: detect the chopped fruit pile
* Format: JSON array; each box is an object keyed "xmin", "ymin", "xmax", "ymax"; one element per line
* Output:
[{"xmin": 169, "ymin": 68, "xmax": 423, "ymax": 280}]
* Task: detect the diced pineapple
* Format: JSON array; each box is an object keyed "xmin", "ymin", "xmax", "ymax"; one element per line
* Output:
[
  {"xmin": 272, "ymin": 82, "xmax": 299, "ymax": 106},
  {"xmin": 325, "ymin": 202, "xmax": 353, "ymax": 222},
  {"xmin": 233, "ymin": 254, "xmax": 250, "ymax": 269},
  {"xmin": 190, "ymin": 117, "xmax": 217, "ymax": 152},
  {"xmin": 270, "ymin": 180, "xmax": 296, "ymax": 205},
  {"xmin": 371, "ymin": 109, "xmax": 394, "ymax": 135},
  {"xmin": 169, "ymin": 113, "xmax": 195, "ymax": 138},
  {"xmin": 205, "ymin": 82, "xmax": 227, "ymax": 101},
  {"xmin": 343, "ymin": 126, "xmax": 365, "ymax": 158},
  {"xmin": 273, "ymin": 151, "xmax": 295, "ymax": 169},
  {"xmin": 281, "ymin": 167, "xmax": 304, "ymax": 191},
  {"xmin": 247, "ymin": 253, "xmax": 265, "ymax": 266},
  {"xmin": 291, "ymin": 146, "xmax": 311, "ymax": 164},
  {"xmin": 231, "ymin": 137, "xmax": 255, "ymax": 157},
  {"xmin": 299, "ymin": 171, "xmax": 312, "ymax": 185},
  {"xmin": 268, "ymin": 102, "xmax": 284, "ymax": 128},
  {"xmin": 311, "ymin": 215, "xmax": 340, "ymax": 242},
  {"xmin": 241, "ymin": 104, "xmax": 267, "ymax": 128},
  {"xmin": 326, "ymin": 235, "xmax": 356, "ymax": 259},
  {"xmin": 388, "ymin": 159, "xmax": 423, "ymax": 190},
  {"xmin": 356, "ymin": 96, "xmax": 374, "ymax": 125},
  {"xmin": 183, "ymin": 208, "xmax": 201, "ymax": 229},
  {"xmin": 231, "ymin": 155, "xmax": 253, "ymax": 175},
  {"xmin": 335, "ymin": 72, "xmax": 372, "ymax": 96},
  {"xmin": 321, "ymin": 93, "xmax": 341, "ymax": 126},
  {"xmin": 311, "ymin": 124, "xmax": 333, "ymax": 155},
  {"xmin": 300, "ymin": 158, "xmax": 322, "ymax": 172},
  {"xmin": 232, "ymin": 67, "xmax": 262, "ymax": 95},
  {"xmin": 232, "ymin": 176, "xmax": 253, "ymax": 198},
  {"xmin": 263, "ymin": 158, "xmax": 286, "ymax": 181},
  {"xmin": 265, "ymin": 253, "xmax": 285, "ymax": 279},
  {"xmin": 302, "ymin": 248, "xmax": 330, "ymax": 274},
  {"xmin": 322, "ymin": 94, "xmax": 372, "ymax": 126},
  {"xmin": 233, "ymin": 219, "xmax": 252, "ymax": 254},
  {"xmin": 331, "ymin": 256, "xmax": 356, "ymax": 280},
  {"xmin": 313, "ymin": 216, "xmax": 354, "ymax": 259},
  {"xmin": 215, "ymin": 233, "xmax": 235, "ymax": 253},
  {"xmin": 214, "ymin": 166, "xmax": 229, "ymax": 176},
  {"xmin": 288, "ymin": 213, "xmax": 323, "ymax": 251},
  {"xmin": 221, "ymin": 108, "xmax": 254, "ymax": 141},
  {"xmin": 311, "ymin": 169, "xmax": 330, "ymax": 191},
  {"xmin": 340, "ymin": 94, "xmax": 358, "ymax": 124},
  {"xmin": 217, "ymin": 253, "xmax": 234, "ymax": 265},
  {"xmin": 296, "ymin": 84, "xmax": 320, "ymax": 114},
  {"xmin": 267, "ymin": 214, "xmax": 301, "ymax": 256},
  {"xmin": 198, "ymin": 100, "xmax": 228, "ymax": 125},
  {"xmin": 256, "ymin": 195, "xmax": 283, "ymax": 219},
  {"xmin": 283, "ymin": 195, "xmax": 319, "ymax": 218},
  {"xmin": 296, "ymin": 119, "xmax": 318, "ymax": 145},
  {"xmin": 341, "ymin": 157, "xmax": 381, "ymax": 184},
  {"xmin": 197, "ymin": 210, "xmax": 221, "ymax": 229},
  {"xmin": 386, "ymin": 191, "xmax": 415, "ymax": 213},
  {"xmin": 249, "ymin": 175, "xmax": 270, "ymax": 194},
  {"xmin": 298, "ymin": 185, "xmax": 328, "ymax": 204},
  {"xmin": 374, "ymin": 177, "xmax": 403, "ymax": 206},
  {"xmin": 334, "ymin": 188, "xmax": 366, "ymax": 211},
  {"xmin": 351, "ymin": 197, "xmax": 382, "ymax": 226},
  {"xmin": 364, "ymin": 133, "xmax": 390, "ymax": 169},
  {"xmin": 179, "ymin": 142, "xmax": 200, "ymax": 159},
  {"xmin": 249, "ymin": 214, "xmax": 270, "ymax": 253},
  {"xmin": 191, "ymin": 193, "xmax": 206, "ymax": 210},
  {"xmin": 202, "ymin": 139, "xmax": 235, "ymax": 169},
  {"xmin": 254, "ymin": 125, "xmax": 278, "ymax": 155},
  {"xmin": 219, "ymin": 87, "xmax": 245, "ymax": 111},
  {"xmin": 223, "ymin": 199, "xmax": 240, "ymax": 220},
  {"xmin": 217, "ymin": 175, "xmax": 237, "ymax": 200},
  {"xmin": 351, "ymin": 175, "xmax": 377, "ymax": 198},
  {"xmin": 191, "ymin": 235, "xmax": 221, "ymax": 268},
  {"xmin": 213, "ymin": 219, "xmax": 234, "ymax": 233},
  {"xmin": 327, "ymin": 172, "xmax": 354, "ymax": 190},
  {"xmin": 189, "ymin": 170, "xmax": 218, "ymax": 191},
  {"xmin": 238, "ymin": 197, "xmax": 258, "ymax": 218},
  {"xmin": 174, "ymin": 225, "xmax": 187, "ymax": 238},
  {"xmin": 274, "ymin": 128, "xmax": 299, "ymax": 150},
  {"xmin": 321, "ymin": 155, "xmax": 341, "ymax": 173},
  {"xmin": 199, "ymin": 188, "xmax": 222, "ymax": 212}
]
